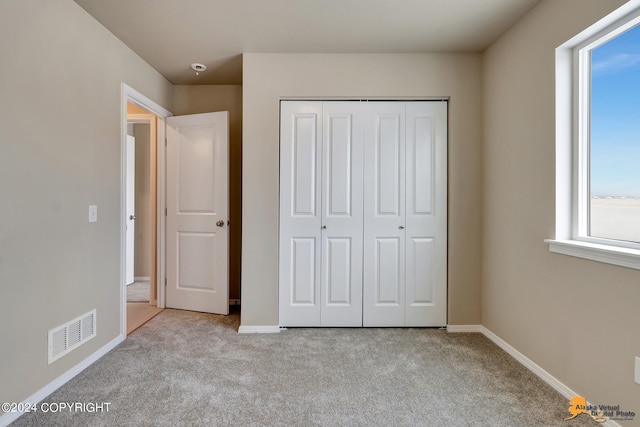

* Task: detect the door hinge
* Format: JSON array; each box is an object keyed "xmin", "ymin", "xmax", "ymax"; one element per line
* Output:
[
  {"xmin": 164, "ymin": 278, "xmax": 167, "ymax": 287},
  {"xmin": 165, "ymin": 208, "xmax": 167, "ymax": 216},
  {"xmin": 165, "ymin": 138, "xmax": 167, "ymax": 147}
]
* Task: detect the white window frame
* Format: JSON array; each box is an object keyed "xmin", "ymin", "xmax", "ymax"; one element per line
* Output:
[{"xmin": 547, "ymin": 0, "xmax": 640, "ymax": 270}]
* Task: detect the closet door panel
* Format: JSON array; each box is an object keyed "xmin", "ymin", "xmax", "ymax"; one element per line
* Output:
[
  {"xmin": 375, "ymin": 237, "xmax": 402, "ymax": 304},
  {"xmin": 290, "ymin": 237, "xmax": 318, "ymax": 304},
  {"xmin": 406, "ymin": 237, "xmax": 434, "ymax": 304},
  {"xmin": 325, "ymin": 114, "xmax": 352, "ymax": 217},
  {"xmin": 405, "ymin": 102, "xmax": 447, "ymax": 326},
  {"xmin": 321, "ymin": 103, "xmax": 363, "ymax": 326},
  {"xmin": 363, "ymin": 103, "xmax": 406, "ymax": 327},
  {"xmin": 279, "ymin": 101, "xmax": 323, "ymax": 326},
  {"xmin": 376, "ymin": 116, "xmax": 402, "ymax": 216},
  {"xmin": 324, "ymin": 237, "xmax": 352, "ymax": 303}
]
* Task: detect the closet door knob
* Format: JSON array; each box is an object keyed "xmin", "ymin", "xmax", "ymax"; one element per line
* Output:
[
  {"xmin": 322, "ymin": 225, "xmax": 327, "ymax": 229},
  {"xmin": 399, "ymin": 225, "xmax": 405, "ymax": 230}
]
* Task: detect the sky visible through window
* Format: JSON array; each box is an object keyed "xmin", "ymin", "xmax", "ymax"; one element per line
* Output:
[{"xmin": 590, "ymin": 23, "xmax": 640, "ymax": 198}]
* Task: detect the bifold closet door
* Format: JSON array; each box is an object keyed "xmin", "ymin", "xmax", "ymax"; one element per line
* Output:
[
  {"xmin": 280, "ymin": 100, "xmax": 447, "ymax": 328},
  {"xmin": 279, "ymin": 101, "xmax": 364, "ymax": 327},
  {"xmin": 362, "ymin": 102, "xmax": 447, "ymax": 327}
]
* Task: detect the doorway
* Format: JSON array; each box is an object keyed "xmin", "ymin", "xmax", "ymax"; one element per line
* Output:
[
  {"xmin": 121, "ymin": 84, "xmax": 171, "ymax": 337},
  {"xmin": 125, "ymin": 102, "xmax": 163, "ymax": 334},
  {"xmin": 120, "ymin": 84, "xmax": 234, "ymax": 336}
]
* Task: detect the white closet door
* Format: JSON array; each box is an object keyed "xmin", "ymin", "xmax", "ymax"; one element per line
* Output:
[
  {"xmin": 320, "ymin": 102, "xmax": 364, "ymax": 326},
  {"xmin": 279, "ymin": 101, "xmax": 323, "ymax": 326},
  {"xmin": 280, "ymin": 100, "xmax": 447, "ymax": 328},
  {"xmin": 405, "ymin": 102, "xmax": 447, "ymax": 326},
  {"xmin": 363, "ymin": 103, "xmax": 406, "ymax": 327}
]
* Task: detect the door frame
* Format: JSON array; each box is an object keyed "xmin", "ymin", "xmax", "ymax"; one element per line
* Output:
[{"xmin": 120, "ymin": 83, "xmax": 172, "ymax": 338}]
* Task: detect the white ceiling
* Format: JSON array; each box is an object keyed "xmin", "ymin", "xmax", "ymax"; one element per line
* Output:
[{"xmin": 73, "ymin": 0, "xmax": 540, "ymax": 85}]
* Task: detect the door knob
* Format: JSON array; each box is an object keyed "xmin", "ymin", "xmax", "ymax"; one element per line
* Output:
[
  {"xmin": 129, "ymin": 215, "xmax": 136, "ymax": 220},
  {"xmin": 322, "ymin": 225, "xmax": 327, "ymax": 229},
  {"xmin": 216, "ymin": 220, "xmax": 225, "ymax": 227},
  {"xmin": 399, "ymin": 225, "xmax": 405, "ymax": 230}
]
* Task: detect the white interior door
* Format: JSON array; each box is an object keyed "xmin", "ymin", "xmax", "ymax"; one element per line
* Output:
[
  {"xmin": 166, "ymin": 111, "xmax": 229, "ymax": 314},
  {"xmin": 125, "ymin": 135, "xmax": 136, "ymax": 285},
  {"xmin": 362, "ymin": 103, "xmax": 406, "ymax": 326}
]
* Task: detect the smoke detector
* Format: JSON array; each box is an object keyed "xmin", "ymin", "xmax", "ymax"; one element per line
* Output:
[{"xmin": 191, "ymin": 63, "xmax": 207, "ymax": 76}]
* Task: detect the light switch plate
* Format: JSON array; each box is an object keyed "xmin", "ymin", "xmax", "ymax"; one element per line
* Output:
[
  {"xmin": 635, "ymin": 357, "xmax": 640, "ymax": 385},
  {"xmin": 89, "ymin": 205, "xmax": 98, "ymax": 223}
]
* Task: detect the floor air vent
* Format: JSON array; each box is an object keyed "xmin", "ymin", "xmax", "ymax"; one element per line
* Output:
[{"xmin": 48, "ymin": 309, "xmax": 96, "ymax": 364}]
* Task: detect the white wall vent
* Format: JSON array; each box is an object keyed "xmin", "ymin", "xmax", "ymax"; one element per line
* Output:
[{"xmin": 48, "ymin": 309, "xmax": 96, "ymax": 364}]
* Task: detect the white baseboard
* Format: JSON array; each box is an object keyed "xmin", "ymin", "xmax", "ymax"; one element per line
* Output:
[
  {"xmin": 0, "ymin": 333, "xmax": 125, "ymax": 427},
  {"xmin": 446, "ymin": 324, "xmax": 483, "ymax": 333},
  {"xmin": 480, "ymin": 326, "xmax": 576, "ymax": 398},
  {"xmin": 133, "ymin": 277, "xmax": 150, "ymax": 282},
  {"xmin": 479, "ymin": 326, "xmax": 622, "ymax": 427},
  {"xmin": 237, "ymin": 325, "xmax": 281, "ymax": 334}
]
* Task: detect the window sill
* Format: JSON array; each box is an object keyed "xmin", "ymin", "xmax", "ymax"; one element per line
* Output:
[{"xmin": 545, "ymin": 239, "xmax": 640, "ymax": 270}]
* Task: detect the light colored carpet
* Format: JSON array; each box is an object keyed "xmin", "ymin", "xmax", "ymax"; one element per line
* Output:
[
  {"xmin": 11, "ymin": 309, "xmax": 597, "ymax": 426},
  {"xmin": 126, "ymin": 281, "xmax": 149, "ymax": 302}
]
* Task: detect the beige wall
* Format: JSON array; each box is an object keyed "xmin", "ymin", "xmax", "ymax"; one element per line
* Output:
[
  {"xmin": 242, "ymin": 53, "xmax": 483, "ymax": 327},
  {"xmin": 133, "ymin": 123, "xmax": 151, "ymax": 278},
  {"xmin": 172, "ymin": 85, "xmax": 243, "ymax": 300},
  {"xmin": 0, "ymin": 0, "xmax": 172, "ymax": 406},
  {"xmin": 482, "ymin": 0, "xmax": 640, "ymax": 420}
]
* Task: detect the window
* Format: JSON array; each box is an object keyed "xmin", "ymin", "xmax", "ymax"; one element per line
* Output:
[
  {"xmin": 548, "ymin": 3, "xmax": 640, "ymax": 270},
  {"xmin": 582, "ymin": 20, "xmax": 640, "ymax": 246}
]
